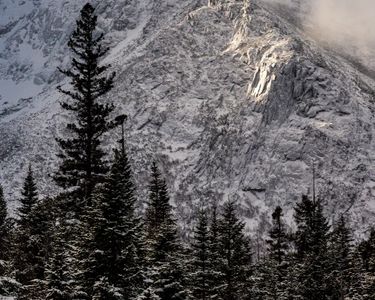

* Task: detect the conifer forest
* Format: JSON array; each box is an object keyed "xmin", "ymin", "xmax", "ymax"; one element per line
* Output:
[{"xmin": 0, "ymin": 2, "xmax": 374, "ymax": 300}]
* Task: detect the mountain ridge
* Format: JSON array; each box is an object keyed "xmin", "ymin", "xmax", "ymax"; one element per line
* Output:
[{"xmin": 0, "ymin": 0, "xmax": 374, "ymax": 238}]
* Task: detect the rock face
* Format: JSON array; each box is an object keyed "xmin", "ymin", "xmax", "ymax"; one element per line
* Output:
[{"xmin": 0, "ymin": 0, "xmax": 375, "ymax": 237}]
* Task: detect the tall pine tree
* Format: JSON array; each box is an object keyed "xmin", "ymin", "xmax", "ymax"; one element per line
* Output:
[
  {"xmin": 14, "ymin": 165, "xmax": 40, "ymax": 286},
  {"xmin": 0, "ymin": 185, "xmax": 18, "ymax": 296},
  {"xmin": 217, "ymin": 201, "xmax": 252, "ymax": 300},
  {"xmin": 207, "ymin": 204, "xmax": 222, "ymax": 299},
  {"xmin": 44, "ymin": 218, "xmax": 74, "ymax": 300},
  {"xmin": 357, "ymin": 228, "xmax": 375, "ymax": 299},
  {"xmin": 145, "ymin": 162, "xmax": 178, "ymax": 261},
  {"xmin": 327, "ymin": 215, "xmax": 353, "ymax": 299},
  {"xmin": 266, "ymin": 206, "xmax": 289, "ymax": 266},
  {"xmin": 144, "ymin": 163, "xmax": 188, "ymax": 300},
  {"xmin": 80, "ymin": 132, "xmax": 144, "ymax": 300},
  {"xmin": 189, "ymin": 209, "xmax": 210, "ymax": 300},
  {"xmin": 254, "ymin": 205, "xmax": 290, "ymax": 300},
  {"xmin": 17, "ymin": 165, "xmax": 38, "ymax": 228},
  {"xmin": 293, "ymin": 196, "xmax": 331, "ymax": 300},
  {"xmin": 13, "ymin": 166, "xmax": 51, "ymax": 299},
  {"xmin": 55, "ymin": 2, "xmax": 117, "ymax": 201},
  {"xmin": 294, "ymin": 195, "xmax": 315, "ymax": 261}
]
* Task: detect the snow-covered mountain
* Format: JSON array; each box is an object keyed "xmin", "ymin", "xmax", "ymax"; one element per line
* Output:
[{"xmin": 1, "ymin": 0, "xmax": 375, "ymax": 237}]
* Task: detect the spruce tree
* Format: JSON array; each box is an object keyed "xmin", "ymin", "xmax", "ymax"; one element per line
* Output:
[
  {"xmin": 293, "ymin": 197, "xmax": 331, "ymax": 300},
  {"xmin": 55, "ymin": 2, "xmax": 116, "ymax": 201},
  {"xmin": 328, "ymin": 215, "xmax": 353, "ymax": 299},
  {"xmin": 254, "ymin": 206, "xmax": 290, "ymax": 300},
  {"xmin": 0, "ymin": 185, "xmax": 8, "ymax": 264},
  {"xmin": 208, "ymin": 205, "xmax": 219, "ymax": 258},
  {"xmin": 207, "ymin": 204, "xmax": 222, "ymax": 299},
  {"xmin": 357, "ymin": 228, "xmax": 375, "ymax": 299},
  {"xmin": 145, "ymin": 162, "xmax": 177, "ymax": 261},
  {"xmin": 48, "ymin": 193, "xmax": 86, "ymax": 300},
  {"xmin": 80, "ymin": 137, "xmax": 144, "ymax": 300},
  {"xmin": 310, "ymin": 199, "xmax": 330, "ymax": 256},
  {"xmin": 144, "ymin": 163, "xmax": 188, "ymax": 300},
  {"xmin": 216, "ymin": 201, "xmax": 252, "ymax": 300},
  {"xmin": 251, "ymin": 258, "xmax": 280, "ymax": 300},
  {"xmin": 0, "ymin": 185, "xmax": 6, "ymax": 229},
  {"xmin": 359, "ymin": 228, "xmax": 375, "ymax": 273},
  {"xmin": 347, "ymin": 248, "xmax": 369, "ymax": 300},
  {"xmin": 14, "ymin": 167, "xmax": 51, "ymax": 299},
  {"xmin": 17, "ymin": 165, "xmax": 38, "ymax": 228},
  {"xmin": 44, "ymin": 219, "xmax": 73, "ymax": 300},
  {"xmin": 294, "ymin": 195, "xmax": 315, "ymax": 261},
  {"xmin": 266, "ymin": 206, "xmax": 289, "ymax": 266},
  {"xmin": 14, "ymin": 166, "xmax": 40, "ymax": 285},
  {"xmin": 189, "ymin": 209, "xmax": 210, "ymax": 300},
  {"xmin": 0, "ymin": 185, "xmax": 18, "ymax": 296}
]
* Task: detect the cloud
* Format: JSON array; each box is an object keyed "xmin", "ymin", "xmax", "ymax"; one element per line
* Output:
[
  {"xmin": 308, "ymin": 0, "xmax": 375, "ymax": 45},
  {"xmin": 262, "ymin": 0, "xmax": 375, "ymax": 67}
]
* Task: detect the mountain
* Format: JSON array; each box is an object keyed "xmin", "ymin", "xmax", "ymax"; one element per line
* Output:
[{"xmin": 0, "ymin": 0, "xmax": 374, "ymax": 237}]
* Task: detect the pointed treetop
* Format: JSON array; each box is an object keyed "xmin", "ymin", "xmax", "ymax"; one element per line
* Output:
[
  {"xmin": 18, "ymin": 164, "xmax": 38, "ymax": 225},
  {"xmin": 272, "ymin": 205, "xmax": 283, "ymax": 220},
  {"xmin": 0, "ymin": 185, "xmax": 7, "ymax": 227},
  {"xmin": 312, "ymin": 160, "xmax": 316, "ymax": 205},
  {"xmin": 83, "ymin": 2, "xmax": 94, "ymax": 11}
]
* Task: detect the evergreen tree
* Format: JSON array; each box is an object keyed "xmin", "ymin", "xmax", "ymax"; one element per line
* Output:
[
  {"xmin": 0, "ymin": 185, "xmax": 7, "ymax": 229},
  {"xmin": 44, "ymin": 219, "xmax": 73, "ymax": 300},
  {"xmin": 293, "ymin": 197, "xmax": 331, "ymax": 300},
  {"xmin": 0, "ymin": 184, "xmax": 8, "ymax": 270},
  {"xmin": 49, "ymin": 193, "xmax": 87, "ymax": 300},
  {"xmin": 208, "ymin": 205, "xmax": 219, "ymax": 259},
  {"xmin": 14, "ymin": 166, "xmax": 39, "ymax": 284},
  {"xmin": 328, "ymin": 215, "xmax": 353, "ymax": 299},
  {"xmin": 310, "ymin": 199, "xmax": 330, "ymax": 256},
  {"xmin": 70, "ymin": 116, "xmax": 144, "ymax": 299},
  {"xmin": 266, "ymin": 206, "xmax": 289, "ymax": 266},
  {"xmin": 17, "ymin": 165, "xmax": 38, "ymax": 228},
  {"xmin": 207, "ymin": 204, "xmax": 222, "ymax": 299},
  {"xmin": 216, "ymin": 201, "xmax": 252, "ymax": 300},
  {"xmin": 278, "ymin": 254, "xmax": 303, "ymax": 300},
  {"xmin": 0, "ymin": 185, "xmax": 18, "ymax": 296},
  {"xmin": 359, "ymin": 228, "xmax": 375, "ymax": 273},
  {"xmin": 251, "ymin": 259, "xmax": 280, "ymax": 300},
  {"xmin": 189, "ymin": 209, "xmax": 210, "ymax": 300},
  {"xmin": 55, "ymin": 2, "xmax": 117, "ymax": 201},
  {"xmin": 13, "ymin": 166, "xmax": 51, "ymax": 299},
  {"xmin": 145, "ymin": 162, "xmax": 177, "ymax": 261},
  {"xmin": 294, "ymin": 195, "xmax": 315, "ymax": 261},
  {"xmin": 144, "ymin": 163, "xmax": 188, "ymax": 300},
  {"xmin": 81, "ymin": 139, "xmax": 144, "ymax": 300},
  {"xmin": 347, "ymin": 249, "xmax": 363, "ymax": 300},
  {"xmin": 356, "ymin": 228, "xmax": 375, "ymax": 299},
  {"xmin": 253, "ymin": 206, "xmax": 290, "ymax": 300}
]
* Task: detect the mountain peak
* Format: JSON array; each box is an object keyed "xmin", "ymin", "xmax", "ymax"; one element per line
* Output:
[{"xmin": 0, "ymin": 0, "xmax": 374, "ymax": 238}]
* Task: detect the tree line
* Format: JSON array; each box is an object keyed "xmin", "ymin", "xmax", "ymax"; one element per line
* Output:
[{"xmin": 0, "ymin": 3, "xmax": 373, "ymax": 299}]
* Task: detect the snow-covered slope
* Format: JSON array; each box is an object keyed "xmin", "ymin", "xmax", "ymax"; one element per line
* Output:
[{"xmin": 1, "ymin": 0, "xmax": 375, "ymax": 237}]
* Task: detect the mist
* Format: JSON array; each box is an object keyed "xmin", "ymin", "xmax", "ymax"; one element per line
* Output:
[
  {"xmin": 263, "ymin": 0, "xmax": 375, "ymax": 67},
  {"xmin": 309, "ymin": 0, "xmax": 375, "ymax": 48}
]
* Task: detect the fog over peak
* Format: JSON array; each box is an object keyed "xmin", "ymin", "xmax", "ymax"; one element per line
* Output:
[{"xmin": 263, "ymin": 0, "xmax": 375, "ymax": 69}]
